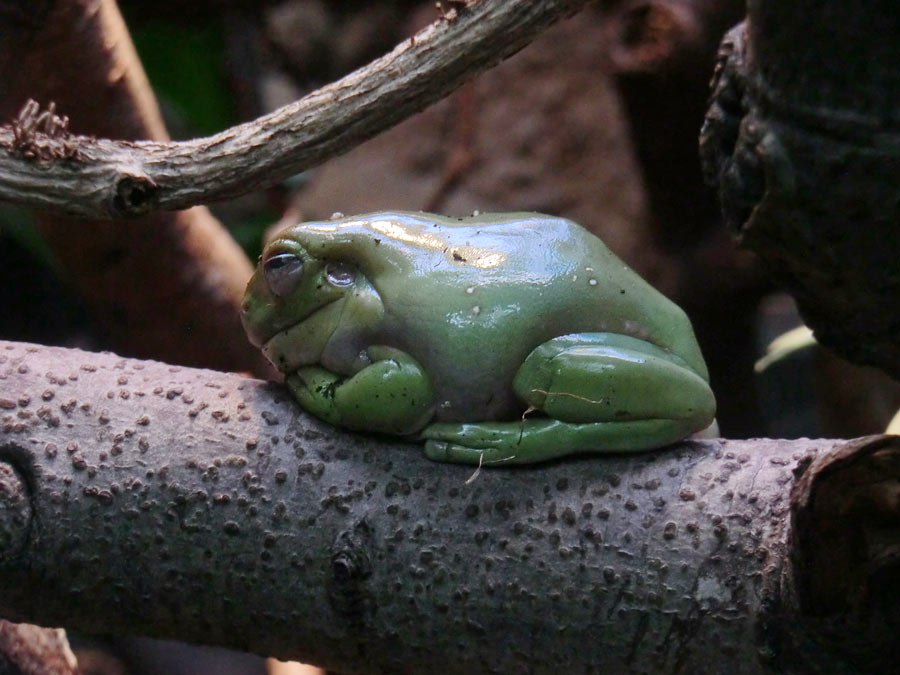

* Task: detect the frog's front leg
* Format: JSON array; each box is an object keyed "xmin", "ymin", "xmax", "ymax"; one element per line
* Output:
[
  {"xmin": 286, "ymin": 346, "xmax": 435, "ymax": 435},
  {"xmin": 423, "ymin": 333, "xmax": 716, "ymax": 465}
]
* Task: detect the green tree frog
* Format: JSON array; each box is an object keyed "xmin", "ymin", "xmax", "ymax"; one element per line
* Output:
[{"xmin": 241, "ymin": 211, "xmax": 715, "ymax": 465}]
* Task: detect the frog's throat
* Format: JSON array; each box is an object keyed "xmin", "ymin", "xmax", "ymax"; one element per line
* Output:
[{"xmin": 262, "ymin": 299, "xmax": 346, "ymax": 373}]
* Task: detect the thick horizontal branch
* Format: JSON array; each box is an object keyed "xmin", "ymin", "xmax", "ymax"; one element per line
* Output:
[
  {"xmin": 1, "ymin": 340, "xmax": 895, "ymax": 673},
  {"xmin": 0, "ymin": 0, "xmax": 589, "ymax": 219}
]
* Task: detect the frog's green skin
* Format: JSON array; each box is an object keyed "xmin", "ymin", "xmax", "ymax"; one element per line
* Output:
[{"xmin": 241, "ymin": 211, "xmax": 715, "ymax": 465}]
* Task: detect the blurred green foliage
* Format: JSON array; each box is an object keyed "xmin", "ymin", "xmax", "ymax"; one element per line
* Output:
[
  {"xmin": 130, "ymin": 20, "xmax": 235, "ymax": 138},
  {"xmin": 0, "ymin": 207, "xmax": 59, "ymax": 271}
]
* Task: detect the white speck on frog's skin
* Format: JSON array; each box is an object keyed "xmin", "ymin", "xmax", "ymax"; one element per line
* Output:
[
  {"xmin": 589, "ymin": 279, "xmax": 598, "ymax": 286},
  {"xmin": 465, "ymin": 287, "xmax": 475, "ymax": 294}
]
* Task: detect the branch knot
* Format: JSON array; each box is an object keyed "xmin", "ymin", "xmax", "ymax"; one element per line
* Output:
[
  {"xmin": 111, "ymin": 173, "xmax": 159, "ymax": 217},
  {"xmin": 0, "ymin": 452, "xmax": 33, "ymax": 558}
]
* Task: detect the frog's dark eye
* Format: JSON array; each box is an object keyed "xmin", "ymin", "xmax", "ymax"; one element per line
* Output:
[
  {"xmin": 325, "ymin": 262, "xmax": 355, "ymax": 287},
  {"xmin": 264, "ymin": 252, "xmax": 304, "ymax": 297}
]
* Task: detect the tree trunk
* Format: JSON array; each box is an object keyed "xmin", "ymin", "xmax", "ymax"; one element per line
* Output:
[
  {"xmin": 700, "ymin": 1, "xmax": 900, "ymax": 379},
  {"xmin": 0, "ymin": 339, "xmax": 896, "ymax": 673}
]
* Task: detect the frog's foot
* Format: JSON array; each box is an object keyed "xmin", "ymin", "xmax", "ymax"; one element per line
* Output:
[
  {"xmin": 424, "ymin": 332, "xmax": 715, "ymax": 465},
  {"xmin": 422, "ymin": 417, "xmax": 700, "ymax": 465},
  {"xmin": 512, "ymin": 333, "xmax": 715, "ymax": 426},
  {"xmin": 286, "ymin": 346, "xmax": 435, "ymax": 435}
]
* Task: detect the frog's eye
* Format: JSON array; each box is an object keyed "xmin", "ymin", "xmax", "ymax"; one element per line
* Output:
[
  {"xmin": 325, "ymin": 262, "xmax": 356, "ymax": 287},
  {"xmin": 264, "ymin": 252, "xmax": 304, "ymax": 297}
]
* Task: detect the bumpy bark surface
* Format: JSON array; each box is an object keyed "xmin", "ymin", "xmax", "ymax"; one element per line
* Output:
[
  {"xmin": 700, "ymin": 1, "xmax": 900, "ymax": 378},
  {"xmin": 1, "ymin": 340, "xmax": 897, "ymax": 673}
]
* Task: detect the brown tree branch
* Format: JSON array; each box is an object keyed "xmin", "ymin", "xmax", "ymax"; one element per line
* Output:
[
  {"xmin": 0, "ymin": 0, "xmax": 591, "ymax": 219},
  {"xmin": 605, "ymin": 0, "xmax": 744, "ymax": 250},
  {"xmin": 0, "ymin": 339, "xmax": 896, "ymax": 673},
  {"xmin": 0, "ymin": 0, "xmax": 269, "ymax": 375}
]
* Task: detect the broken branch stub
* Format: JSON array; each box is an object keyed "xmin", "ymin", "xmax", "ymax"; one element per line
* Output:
[{"xmin": 786, "ymin": 435, "xmax": 900, "ymax": 673}]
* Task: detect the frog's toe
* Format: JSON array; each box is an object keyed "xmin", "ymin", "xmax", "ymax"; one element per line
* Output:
[
  {"xmin": 424, "ymin": 440, "xmax": 519, "ymax": 466},
  {"xmin": 422, "ymin": 422, "xmax": 538, "ymax": 465},
  {"xmin": 692, "ymin": 419, "xmax": 719, "ymax": 439},
  {"xmin": 423, "ymin": 440, "xmax": 453, "ymax": 462},
  {"xmin": 423, "ymin": 421, "xmax": 508, "ymax": 445}
]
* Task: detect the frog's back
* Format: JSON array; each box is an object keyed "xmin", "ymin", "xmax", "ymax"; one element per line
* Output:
[
  {"xmin": 297, "ymin": 211, "xmax": 583, "ymax": 276},
  {"xmin": 366, "ymin": 211, "xmax": 692, "ymax": 351},
  {"xmin": 345, "ymin": 212, "xmax": 707, "ymax": 423}
]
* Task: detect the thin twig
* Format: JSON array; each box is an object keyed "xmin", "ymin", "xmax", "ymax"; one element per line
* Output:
[{"xmin": 0, "ymin": 0, "xmax": 590, "ymax": 219}]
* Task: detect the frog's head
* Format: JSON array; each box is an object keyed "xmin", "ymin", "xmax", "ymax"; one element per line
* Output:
[{"xmin": 241, "ymin": 227, "xmax": 385, "ymax": 375}]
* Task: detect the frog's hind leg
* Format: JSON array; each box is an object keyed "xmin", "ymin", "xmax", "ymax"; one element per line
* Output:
[{"xmin": 422, "ymin": 332, "xmax": 715, "ymax": 465}]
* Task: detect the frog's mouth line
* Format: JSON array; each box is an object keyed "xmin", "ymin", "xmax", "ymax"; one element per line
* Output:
[
  {"xmin": 260, "ymin": 300, "xmax": 335, "ymax": 344},
  {"xmin": 263, "ymin": 298, "xmax": 346, "ymax": 372}
]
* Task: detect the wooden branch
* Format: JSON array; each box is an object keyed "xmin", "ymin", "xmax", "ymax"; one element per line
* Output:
[
  {"xmin": 0, "ymin": 0, "xmax": 590, "ymax": 219},
  {"xmin": 0, "ymin": 339, "xmax": 896, "ymax": 673}
]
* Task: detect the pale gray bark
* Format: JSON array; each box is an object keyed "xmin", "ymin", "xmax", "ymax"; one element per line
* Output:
[
  {"xmin": 0, "ymin": 340, "xmax": 895, "ymax": 673},
  {"xmin": 0, "ymin": 0, "xmax": 589, "ymax": 218}
]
